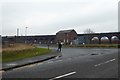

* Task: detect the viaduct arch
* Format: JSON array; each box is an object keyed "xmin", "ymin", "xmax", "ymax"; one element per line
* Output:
[{"xmin": 86, "ymin": 32, "xmax": 120, "ymax": 44}]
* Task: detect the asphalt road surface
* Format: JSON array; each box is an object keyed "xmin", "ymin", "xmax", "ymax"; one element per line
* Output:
[{"xmin": 2, "ymin": 47, "xmax": 119, "ymax": 79}]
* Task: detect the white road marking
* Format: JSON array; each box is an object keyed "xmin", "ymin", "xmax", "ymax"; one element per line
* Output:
[
  {"xmin": 49, "ymin": 71, "xmax": 76, "ymax": 80},
  {"xmin": 94, "ymin": 58, "xmax": 116, "ymax": 67}
]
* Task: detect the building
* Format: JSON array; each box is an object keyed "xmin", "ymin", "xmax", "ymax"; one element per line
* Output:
[{"xmin": 56, "ymin": 29, "xmax": 77, "ymax": 44}]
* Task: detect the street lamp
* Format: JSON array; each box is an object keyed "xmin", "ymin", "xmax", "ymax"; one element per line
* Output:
[
  {"xmin": 25, "ymin": 27, "xmax": 28, "ymax": 36},
  {"xmin": 25, "ymin": 27, "xmax": 28, "ymax": 43},
  {"xmin": 17, "ymin": 28, "xmax": 19, "ymax": 36}
]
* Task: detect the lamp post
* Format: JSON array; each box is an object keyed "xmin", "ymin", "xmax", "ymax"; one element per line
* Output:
[
  {"xmin": 25, "ymin": 27, "xmax": 28, "ymax": 36},
  {"xmin": 25, "ymin": 27, "xmax": 28, "ymax": 43},
  {"xmin": 17, "ymin": 28, "xmax": 19, "ymax": 36}
]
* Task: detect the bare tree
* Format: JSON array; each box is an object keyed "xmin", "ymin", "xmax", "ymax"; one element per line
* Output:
[{"xmin": 84, "ymin": 28, "xmax": 94, "ymax": 34}]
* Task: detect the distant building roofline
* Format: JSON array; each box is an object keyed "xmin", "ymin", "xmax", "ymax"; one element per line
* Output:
[{"xmin": 56, "ymin": 29, "xmax": 77, "ymax": 34}]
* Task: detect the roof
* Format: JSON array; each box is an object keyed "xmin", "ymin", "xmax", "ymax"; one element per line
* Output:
[{"xmin": 57, "ymin": 29, "xmax": 76, "ymax": 34}]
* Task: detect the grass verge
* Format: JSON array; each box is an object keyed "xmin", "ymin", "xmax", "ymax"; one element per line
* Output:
[
  {"xmin": 64, "ymin": 44, "xmax": 119, "ymax": 48},
  {"xmin": 2, "ymin": 48, "xmax": 52, "ymax": 62}
]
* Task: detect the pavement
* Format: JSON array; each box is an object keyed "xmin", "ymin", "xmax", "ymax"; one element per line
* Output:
[{"xmin": 1, "ymin": 49, "xmax": 61, "ymax": 71}]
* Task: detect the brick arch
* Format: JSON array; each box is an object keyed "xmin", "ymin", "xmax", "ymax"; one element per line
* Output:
[
  {"xmin": 100, "ymin": 36, "xmax": 109, "ymax": 44},
  {"xmin": 111, "ymin": 36, "xmax": 119, "ymax": 39},
  {"xmin": 111, "ymin": 36, "xmax": 119, "ymax": 44},
  {"xmin": 91, "ymin": 37, "xmax": 99, "ymax": 44}
]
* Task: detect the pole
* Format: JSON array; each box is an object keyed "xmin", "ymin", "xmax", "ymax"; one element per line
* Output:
[
  {"xmin": 25, "ymin": 27, "xmax": 28, "ymax": 43},
  {"xmin": 25, "ymin": 27, "xmax": 28, "ymax": 36},
  {"xmin": 17, "ymin": 28, "xmax": 19, "ymax": 36}
]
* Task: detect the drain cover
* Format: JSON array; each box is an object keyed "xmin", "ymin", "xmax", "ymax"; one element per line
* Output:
[{"xmin": 91, "ymin": 53, "xmax": 98, "ymax": 55}]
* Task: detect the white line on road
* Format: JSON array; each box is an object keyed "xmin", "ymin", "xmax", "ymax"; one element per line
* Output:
[
  {"xmin": 49, "ymin": 71, "xmax": 76, "ymax": 80},
  {"xmin": 94, "ymin": 58, "xmax": 116, "ymax": 67}
]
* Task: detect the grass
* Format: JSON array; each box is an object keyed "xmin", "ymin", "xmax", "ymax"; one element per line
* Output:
[
  {"xmin": 65, "ymin": 44, "xmax": 118, "ymax": 48},
  {"xmin": 2, "ymin": 43, "xmax": 52, "ymax": 62},
  {"xmin": 2, "ymin": 43, "xmax": 34, "ymax": 51}
]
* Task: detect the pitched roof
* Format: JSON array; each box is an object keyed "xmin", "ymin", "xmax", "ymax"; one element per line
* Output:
[{"xmin": 57, "ymin": 29, "xmax": 76, "ymax": 34}]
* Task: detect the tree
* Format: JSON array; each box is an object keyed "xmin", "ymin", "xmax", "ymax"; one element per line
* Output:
[{"xmin": 84, "ymin": 28, "xmax": 94, "ymax": 34}]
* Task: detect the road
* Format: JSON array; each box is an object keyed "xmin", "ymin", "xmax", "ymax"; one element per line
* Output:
[{"xmin": 2, "ymin": 46, "xmax": 119, "ymax": 79}]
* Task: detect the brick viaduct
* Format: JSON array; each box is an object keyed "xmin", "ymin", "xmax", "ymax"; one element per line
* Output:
[
  {"xmin": 2, "ymin": 32, "xmax": 120, "ymax": 44},
  {"xmin": 78, "ymin": 32, "xmax": 120, "ymax": 44}
]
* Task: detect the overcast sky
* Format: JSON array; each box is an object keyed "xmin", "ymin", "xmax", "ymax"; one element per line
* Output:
[{"xmin": 1, "ymin": 0, "xmax": 119, "ymax": 36}]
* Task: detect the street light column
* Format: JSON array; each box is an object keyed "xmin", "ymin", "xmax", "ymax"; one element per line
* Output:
[
  {"xmin": 25, "ymin": 27, "xmax": 28, "ymax": 43},
  {"xmin": 25, "ymin": 27, "xmax": 28, "ymax": 36}
]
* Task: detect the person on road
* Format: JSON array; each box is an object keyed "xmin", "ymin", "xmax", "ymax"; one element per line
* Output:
[
  {"xmin": 58, "ymin": 42, "xmax": 62, "ymax": 52},
  {"xmin": 47, "ymin": 44, "xmax": 49, "ymax": 50}
]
